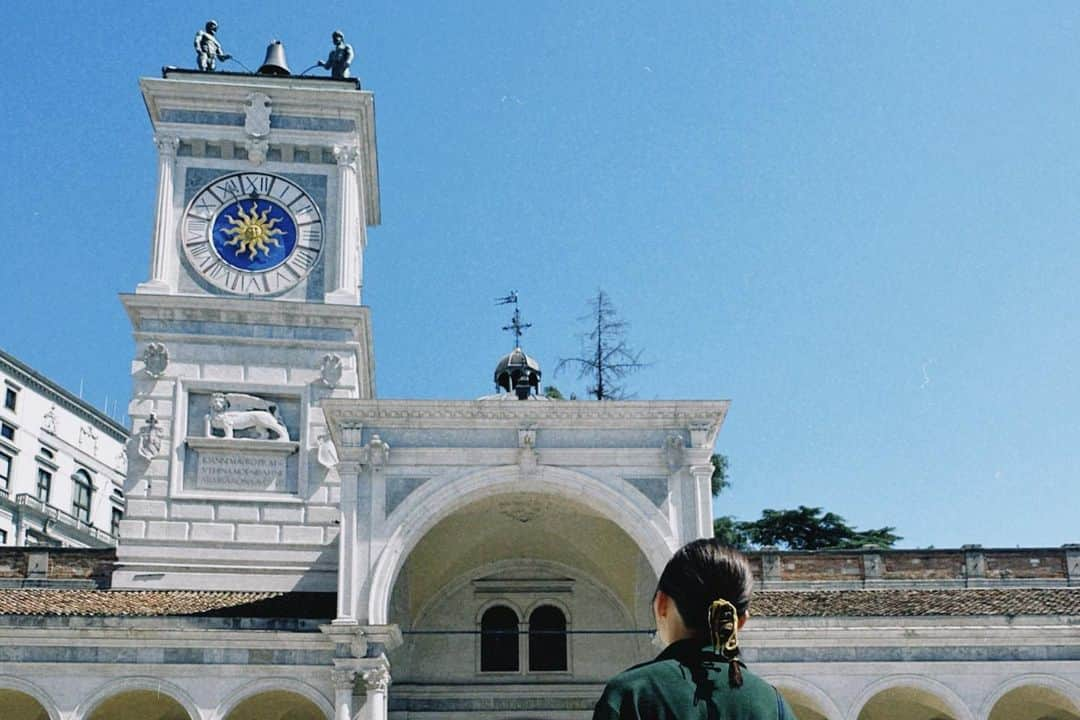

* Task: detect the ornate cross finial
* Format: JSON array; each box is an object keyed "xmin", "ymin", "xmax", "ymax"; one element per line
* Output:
[{"xmin": 496, "ymin": 290, "xmax": 532, "ymax": 348}]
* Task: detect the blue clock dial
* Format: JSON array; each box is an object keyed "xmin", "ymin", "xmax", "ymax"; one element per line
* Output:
[
  {"xmin": 211, "ymin": 198, "xmax": 298, "ymax": 272},
  {"xmin": 181, "ymin": 172, "xmax": 324, "ymax": 296}
]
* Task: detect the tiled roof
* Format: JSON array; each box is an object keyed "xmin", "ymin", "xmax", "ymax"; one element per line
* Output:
[
  {"xmin": 752, "ymin": 588, "xmax": 1080, "ymax": 617},
  {"xmin": 0, "ymin": 589, "xmax": 285, "ymax": 617},
  {"xmin": 0, "ymin": 588, "xmax": 1075, "ymax": 619}
]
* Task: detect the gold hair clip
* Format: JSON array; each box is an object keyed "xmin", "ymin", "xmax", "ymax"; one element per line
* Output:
[{"xmin": 707, "ymin": 598, "xmax": 740, "ymax": 657}]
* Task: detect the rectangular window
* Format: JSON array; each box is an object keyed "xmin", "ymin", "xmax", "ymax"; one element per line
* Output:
[
  {"xmin": 37, "ymin": 468, "xmax": 52, "ymax": 503},
  {"xmin": 0, "ymin": 529, "xmax": 7, "ymax": 544},
  {"xmin": 3, "ymin": 387, "xmax": 16, "ymax": 411},
  {"xmin": 0, "ymin": 452, "xmax": 10, "ymax": 492},
  {"xmin": 111, "ymin": 507, "xmax": 123, "ymax": 537},
  {"xmin": 72, "ymin": 474, "xmax": 92, "ymax": 523},
  {"xmin": 0, "ymin": 423, "xmax": 13, "ymax": 441}
]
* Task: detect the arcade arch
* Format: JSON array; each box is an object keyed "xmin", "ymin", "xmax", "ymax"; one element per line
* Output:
[
  {"xmin": 222, "ymin": 690, "xmax": 328, "ymax": 720},
  {"xmin": 84, "ymin": 690, "xmax": 192, "ymax": 720},
  {"xmin": 769, "ymin": 676, "xmax": 842, "ymax": 720},
  {"xmin": 214, "ymin": 679, "xmax": 333, "ymax": 720},
  {"xmin": 369, "ymin": 465, "xmax": 678, "ymax": 624},
  {"xmin": 0, "ymin": 685, "xmax": 53, "ymax": 720},
  {"xmin": 986, "ymin": 676, "xmax": 1080, "ymax": 720},
  {"xmin": 854, "ymin": 676, "xmax": 973, "ymax": 720}
]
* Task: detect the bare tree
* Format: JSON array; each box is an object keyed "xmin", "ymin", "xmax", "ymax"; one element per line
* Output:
[{"xmin": 555, "ymin": 290, "xmax": 648, "ymax": 400}]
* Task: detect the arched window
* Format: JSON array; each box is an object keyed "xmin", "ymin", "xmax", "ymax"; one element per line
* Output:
[
  {"xmin": 480, "ymin": 605, "xmax": 519, "ymax": 671},
  {"xmin": 528, "ymin": 605, "xmax": 567, "ymax": 671},
  {"xmin": 72, "ymin": 470, "xmax": 93, "ymax": 523}
]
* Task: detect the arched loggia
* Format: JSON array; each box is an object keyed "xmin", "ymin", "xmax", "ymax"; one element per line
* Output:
[{"xmin": 365, "ymin": 465, "xmax": 679, "ymax": 625}]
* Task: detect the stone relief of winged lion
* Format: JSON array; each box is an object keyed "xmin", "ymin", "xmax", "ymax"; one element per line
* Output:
[{"xmin": 205, "ymin": 392, "xmax": 290, "ymax": 441}]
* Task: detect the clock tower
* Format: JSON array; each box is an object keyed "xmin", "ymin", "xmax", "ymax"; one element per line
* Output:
[{"xmin": 114, "ymin": 67, "xmax": 379, "ymax": 590}]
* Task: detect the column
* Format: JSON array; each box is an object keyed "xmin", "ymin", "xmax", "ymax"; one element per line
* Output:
[
  {"xmin": 360, "ymin": 666, "xmax": 391, "ymax": 720},
  {"xmin": 331, "ymin": 668, "xmax": 356, "ymax": 720},
  {"xmin": 327, "ymin": 144, "xmax": 362, "ymax": 304},
  {"xmin": 688, "ymin": 462, "xmax": 714, "ymax": 540},
  {"xmin": 137, "ymin": 134, "xmax": 179, "ymax": 293},
  {"xmin": 336, "ymin": 461, "xmax": 361, "ymax": 623}
]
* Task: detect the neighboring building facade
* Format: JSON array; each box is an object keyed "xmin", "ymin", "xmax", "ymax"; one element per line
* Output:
[
  {"xmin": 0, "ymin": 350, "xmax": 127, "ymax": 547},
  {"xmin": 0, "ymin": 60, "xmax": 1076, "ymax": 720}
]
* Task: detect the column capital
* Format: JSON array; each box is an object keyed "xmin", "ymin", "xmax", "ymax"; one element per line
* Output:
[
  {"xmin": 332, "ymin": 668, "xmax": 357, "ymax": 691},
  {"xmin": 334, "ymin": 144, "xmax": 360, "ymax": 166},
  {"xmin": 362, "ymin": 666, "xmax": 391, "ymax": 693},
  {"xmin": 154, "ymin": 134, "xmax": 180, "ymax": 156},
  {"xmin": 688, "ymin": 463, "xmax": 713, "ymax": 479}
]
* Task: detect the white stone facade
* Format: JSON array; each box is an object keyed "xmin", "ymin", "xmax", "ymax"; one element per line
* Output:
[{"xmin": 0, "ymin": 349, "xmax": 126, "ymax": 547}]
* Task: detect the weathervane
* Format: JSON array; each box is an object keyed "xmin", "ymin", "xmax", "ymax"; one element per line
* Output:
[{"xmin": 496, "ymin": 291, "xmax": 532, "ymax": 348}]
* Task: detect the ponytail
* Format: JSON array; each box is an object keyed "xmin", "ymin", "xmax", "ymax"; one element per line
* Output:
[{"xmin": 707, "ymin": 598, "xmax": 743, "ymax": 688}]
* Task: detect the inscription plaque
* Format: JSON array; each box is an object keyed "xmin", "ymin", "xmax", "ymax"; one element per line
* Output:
[
  {"xmin": 197, "ymin": 451, "xmax": 287, "ymax": 491},
  {"xmin": 186, "ymin": 437, "xmax": 299, "ymax": 493}
]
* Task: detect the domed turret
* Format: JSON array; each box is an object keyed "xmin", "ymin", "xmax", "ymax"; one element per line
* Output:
[{"xmin": 494, "ymin": 347, "xmax": 541, "ymax": 400}]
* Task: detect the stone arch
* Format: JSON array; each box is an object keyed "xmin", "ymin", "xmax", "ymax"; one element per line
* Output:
[
  {"xmin": 472, "ymin": 596, "xmax": 525, "ymax": 625},
  {"xmin": 368, "ymin": 465, "xmax": 678, "ymax": 624},
  {"xmin": 851, "ymin": 674, "xmax": 974, "ymax": 720},
  {"xmin": 213, "ymin": 678, "xmax": 332, "ymax": 720},
  {"xmin": 76, "ymin": 677, "xmax": 199, "ymax": 720},
  {"xmin": 0, "ymin": 676, "xmax": 59, "ymax": 720},
  {"xmin": 765, "ymin": 675, "xmax": 842, "ymax": 720},
  {"xmin": 982, "ymin": 673, "xmax": 1080, "ymax": 720}
]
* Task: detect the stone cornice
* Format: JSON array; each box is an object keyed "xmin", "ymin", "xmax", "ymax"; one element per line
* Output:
[
  {"xmin": 121, "ymin": 294, "xmax": 371, "ymax": 335},
  {"xmin": 323, "ymin": 399, "xmax": 729, "ymax": 445}
]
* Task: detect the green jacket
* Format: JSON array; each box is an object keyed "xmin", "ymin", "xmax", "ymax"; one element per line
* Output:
[{"xmin": 593, "ymin": 639, "xmax": 795, "ymax": 719}]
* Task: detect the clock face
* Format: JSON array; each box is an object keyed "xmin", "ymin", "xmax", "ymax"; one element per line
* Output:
[{"xmin": 181, "ymin": 172, "xmax": 324, "ymax": 295}]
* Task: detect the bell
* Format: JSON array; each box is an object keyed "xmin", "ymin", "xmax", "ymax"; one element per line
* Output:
[{"xmin": 257, "ymin": 40, "xmax": 291, "ymax": 76}]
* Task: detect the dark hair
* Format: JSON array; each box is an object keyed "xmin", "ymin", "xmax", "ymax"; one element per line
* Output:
[{"xmin": 656, "ymin": 539, "xmax": 753, "ymax": 687}]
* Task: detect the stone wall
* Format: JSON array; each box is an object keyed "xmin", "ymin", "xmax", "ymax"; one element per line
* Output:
[
  {"xmin": 751, "ymin": 546, "xmax": 1079, "ymax": 589},
  {"xmin": 0, "ymin": 547, "xmax": 113, "ymax": 588}
]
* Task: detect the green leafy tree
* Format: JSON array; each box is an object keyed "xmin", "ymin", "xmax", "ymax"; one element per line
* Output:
[
  {"xmin": 740, "ymin": 505, "xmax": 900, "ymax": 550},
  {"xmin": 712, "ymin": 515, "xmax": 750, "ymax": 550},
  {"xmin": 710, "ymin": 454, "xmax": 729, "ymax": 497},
  {"xmin": 555, "ymin": 290, "xmax": 648, "ymax": 400}
]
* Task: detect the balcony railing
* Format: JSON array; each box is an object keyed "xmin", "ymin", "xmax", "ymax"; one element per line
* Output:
[{"xmin": 12, "ymin": 493, "xmax": 116, "ymax": 545}]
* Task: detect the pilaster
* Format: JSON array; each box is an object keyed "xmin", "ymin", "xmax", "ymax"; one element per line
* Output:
[
  {"xmin": 327, "ymin": 144, "xmax": 364, "ymax": 305},
  {"xmin": 688, "ymin": 462, "xmax": 714, "ymax": 540},
  {"xmin": 137, "ymin": 134, "xmax": 179, "ymax": 294},
  {"xmin": 336, "ymin": 460, "xmax": 362, "ymax": 622}
]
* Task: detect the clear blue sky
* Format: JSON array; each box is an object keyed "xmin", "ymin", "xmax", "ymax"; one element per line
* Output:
[{"xmin": 1, "ymin": 2, "xmax": 1077, "ymax": 549}]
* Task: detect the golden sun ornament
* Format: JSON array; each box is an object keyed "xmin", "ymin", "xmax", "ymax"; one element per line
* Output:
[{"xmin": 221, "ymin": 202, "xmax": 286, "ymax": 261}]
